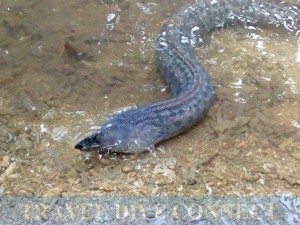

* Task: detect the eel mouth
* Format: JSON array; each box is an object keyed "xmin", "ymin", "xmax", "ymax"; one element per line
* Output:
[
  {"xmin": 73, "ymin": 133, "xmax": 100, "ymax": 151},
  {"xmin": 74, "ymin": 138, "xmax": 91, "ymax": 151},
  {"xmin": 73, "ymin": 127, "xmax": 102, "ymax": 151},
  {"xmin": 74, "ymin": 141, "xmax": 84, "ymax": 150},
  {"xmin": 74, "ymin": 136, "xmax": 102, "ymax": 151},
  {"xmin": 75, "ymin": 139, "xmax": 111, "ymax": 155}
]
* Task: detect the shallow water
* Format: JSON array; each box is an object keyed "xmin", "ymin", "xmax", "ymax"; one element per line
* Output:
[{"xmin": 0, "ymin": 0, "xmax": 300, "ymax": 198}]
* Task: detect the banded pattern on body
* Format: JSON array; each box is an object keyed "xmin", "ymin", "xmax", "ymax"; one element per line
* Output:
[{"xmin": 75, "ymin": 0, "xmax": 299, "ymax": 153}]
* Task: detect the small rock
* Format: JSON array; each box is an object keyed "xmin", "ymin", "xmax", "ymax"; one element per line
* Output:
[
  {"xmin": 277, "ymin": 169, "xmax": 297, "ymax": 186},
  {"xmin": 155, "ymin": 177, "xmax": 174, "ymax": 186},
  {"xmin": 14, "ymin": 182, "xmax": 35, "ymax": 195},
  {"xmin": 133, "ymin": 178, "xmax": 144, "ymax": 189},
  {"xmin": 99, "ymin": 183, "xmax": 114, "ymax": 192},
  {"xmin": 43, "ymin": 187, "xmax": 64, "ymax": 196},
  {"xmin": 187, "ymin": 178, "xmax": 197, "ymax": 185},
  {"xmin": 262, "ymin": 163, "xmax": 276, "ymax": 174},
  {"xmin": 0, "ymin": 124, "xmax": 15, "ymax": 141},
  {"xmin": 122, "ymin": 164, "xmax": 134, "ymax": 173},
  {"xmin": 88, "ymin": 168, "xmax": 98, "ymax": 177},
  {"xmin": 127, "ymin": 172, "xmax": 137, "ymax": 183},
  {"xmin": 23, "ymin": 126, "xmax": 31, "ymax": 134},
  {"xmin": 0, "ymin": 156, "xmax": 10, "ymax": 167},
  {"xmin": 16, "ymin": 190, "xmax": 33, "ymax": 196},
  {"xmin": 0, "ymin": 162, "xmax": 17, "ymax": 182},
  {"xmin": 281, "ymin": 174, "xmax": 297, "ymax": 186},
  {"xmin": 243, "ymin": 173, "xmax": 260, "ymax": 182},
  {"xmin": 150, "ymin": 186, "xmax": 159, "ymax": 195},
  {"xmin": 129, "ymin": 154, "xmax": 138, "ymax": 160},
  {"xmin": 154, "ymin": 169, "xmax": 176, "ymax": 186},
  {"xmin": 167, "ymin": 164, "xmax": 176, "ymax": 170},
  {"xmin": 17, "ymin": 134, "xmax": 33, "ymax": 149},
  {"xmin": 99, "ymin": 158, "xmax": 111, "ymax": 166}
]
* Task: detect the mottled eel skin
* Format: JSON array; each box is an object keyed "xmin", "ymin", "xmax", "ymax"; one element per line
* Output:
[{"xmin": 75, "ymin": 0, "xmax": 299, "ymax": 153}]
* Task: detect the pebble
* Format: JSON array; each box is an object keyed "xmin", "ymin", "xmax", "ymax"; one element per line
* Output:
[
  {"xmin": 187, "ymin": 178, "xmax": 197, "ymax": 185},
  {"xmin": 43, "ymin": 187, "xmax": 64, "ymax": 196},
  {"xmin": 14, "ymin": 182, "xmax": 35, "ymax": 195},
  {"xmin": 99, "ymin": 158, "xmax": 112, "ymax": 166},
  {"xmin": 0, "ymin": 156, "xmax": 10, "ymax": 167},
  {"xmin": 262, "ymin": 163, "xmax": 276, "ymax": 174},
  {"xmin": 150, "ymin": 186, "xmax": 159, "ymax": 195},
  {"xmin": 88, "ymin": 168, "xmax": 98, "ymax": 177},
  {"xmin": 243, "ymin": 173, "xmax": 260, "ymax": 182},
  {"xmin": 127, "ymin": 172, "xmax": 137, "ymax": 183},
  {"xmin": 0, "ymin": 124, "xmax": 15, "ymax": 141},
  {"xmin": 167, "ymin": 164, "xmax": 176, "ymax": 171},
  {"xmin": 17, "ymin": 134, "xmax": 33, "ymax": 150},
  {"xmin": 282, "ymin": 175, "xmax": 297, "ymax": 186},
  {"xmin": 129, "ymin": 154, "xmax": 139, "ymax": 160},
  {"xmin": 133, "ymin": 178, "xmax": 144, "ymax": 189},
  {"xmin": 16, "ymin": 190, "xmax": 33, "ymax": 196},
  {"xmin": 0, "ymin": 162, "xmax": 17, "ymax": 182},
  {"xmin": 122, "ymin": 164, "xmax": 134, "ymax": 173},
  {"xmin": 166, "ymin": 158, "xmax": 177, "ymax": 170},
  {"xmin": 23, "ymin": 126, "xmax": 31, "ymax": 134},
  {"xmin": 99, "ymin": 183, "xmax": 114, "ymax": 192},
  {"xmin": 154, "ymin": 169, "xmax": 176, "ymax": 186},
  {"xmin": 277, "ymin": 169, "xmax": 297, "ymax": 186}
]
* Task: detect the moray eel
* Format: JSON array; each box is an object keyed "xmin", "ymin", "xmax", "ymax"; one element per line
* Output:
[{"xmin": 75, "ymin": 0, "xmax": 299, "ymax": 153}]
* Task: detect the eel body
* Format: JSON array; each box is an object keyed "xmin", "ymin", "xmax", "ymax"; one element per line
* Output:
[{"xmin": 75, "ymin": 0, "xmax": 299, "ymax": 153}]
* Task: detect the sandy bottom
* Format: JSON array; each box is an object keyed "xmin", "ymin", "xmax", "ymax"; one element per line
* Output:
[{"xmin": 0, "ymin": 0, "xmax": 299, "ymax": 200}]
